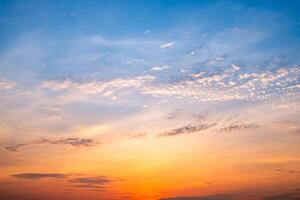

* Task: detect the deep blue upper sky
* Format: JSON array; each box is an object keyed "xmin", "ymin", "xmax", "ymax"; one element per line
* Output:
[
  {"xmin": 0, "ymin": 0, "xmax": 299, "ymax": 92},
  {"xmin": 1, "ymin": 0, "xmax": 300, "ymax": 44}
]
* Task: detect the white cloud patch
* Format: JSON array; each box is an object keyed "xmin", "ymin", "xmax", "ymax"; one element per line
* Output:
[
  {"xmin": 150, "ymin": 65, "xmax": 171, "ymax": 71},
  {"xmin": 160, "ymin": 42, "xmax": 175, "ymax": 49},
  {"xmin": 0, "ymin": 78, "xmax": 16, "ymax": 90}
]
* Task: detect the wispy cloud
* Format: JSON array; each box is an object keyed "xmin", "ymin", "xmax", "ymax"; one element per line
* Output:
[
  {"xmin": 275, "ymin": 168, "xmax": 300, "ymax": 174},
  {"xmin": 12, "ymin": 173, "xmax": 67, "ymax": 179},
  {"xmin": 159, "ymin": 122, "xmax": 217, "ymax": 137},
  {"xmin": 69, "ymin": 176, "xmax": 114, "ymax": 191},
  {"xmin": 70, "ymin": 176, "xmax": 113, "ymax": 184},
  {"xmin": 42, "ymin": 75, "xmax": 155, "ymax": 101},
  {"xmin": 263, "ymin": 190, "xmax": 300, "ymax": 200},
  {"xmin": 160, "ymin": 193, "xmax": 235, "ymax": 200},
  {"xmin": 143, "ymin": 30, "xmax": 151, "ymax": 34},
  {"xmin": 216, "ymin": 123, "xmax": 260, "ymax": 132},
  {"xmin": 123, "ymin": 132, "xmax": 148, "ymax": 139},
  {"xmin": 161, "ymin": 42, "xmax": 175, "ymax": 49},
  {"xmin": 4, "ymin": 137, "xmax": 99, "ymax": 152},
  {"xmin": 10, "ymin": 172, "xmax": 117, "ymax": 192}
]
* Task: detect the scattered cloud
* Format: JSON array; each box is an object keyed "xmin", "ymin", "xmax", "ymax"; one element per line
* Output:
[
  {"xmin": 12, "ymin": 173, "xmax": 67, "ymax": 179},
  {"xmin": 142, "ymin": 66, "xmax": 300, "ymax": 103},
  {"xmin": 39, "ymin": 65, "xmax": 300, "ymax": 105}
]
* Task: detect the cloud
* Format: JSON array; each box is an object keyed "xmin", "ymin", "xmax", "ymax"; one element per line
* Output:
[
  {"xmin": 71, "ymin": 184, "xmax": 106, "ymax": 189},
  {"xmin": 121, "ymin": 195, "xmax": 132, "ymax": 199},
  {"xmin": 159, "ymin": 122, "xmax": 217, "ymax": 137},
  {"xmin": 4, "ymin": 137, "xmax": 99, "ymax": 152},
  {"xmin": 150, "ymin": 65, "xmax": 171, "ymax": 71},
  {"xmin": 263, "ymin": 192, "xmax": 300, "ymax": 200},
  {"xmin": 42, "ymin": 75, "xmax": 155, "ymax": 101},
  {"xmin": 85, "ymin": 35, "xmax": 161, "ymax": 48},
  {"xmin": 143, "ymin": 30, "xmax": 151, "ymax": 34},
  {"xmin": 42, "ymin": 75, "xmax": 155, "ymax": 92},
  {"xmin": 0, "ymin": 78, "xmax": 16, "ymax": 90},
  {"xmin": 132, "ymin": 133, "xmax": 148, "ymax": 138},
  {"xmin": 72, "ymin": 184, "xmax": 104, "ymax": 188},
  {"xmin": 70, "ymin": 176, "xmax": 113, "ymax": 184},
  {"xmin": 161, "ymin": 42, "xmax": 175, "ymax": 49},
  {"xmin": 69, "ymin": 176, "xmax": 113, "ymax": 191},
  {"xmin": 271, "ymin": 121, "xmax": 300, "ymax": 133},
  {"xmin": 40, "ymin": 138, "xmax": 98, "ymax": 147},
  {"xmin": 12, "ymin": 173, "xmax": 67, "ymax": 179},
  {"xmin": 141, "ymin": 66, "xmax": 300, "ymax": 103},
  {"xmin": 40, "ymin": 65, "xmax": 299, "ymax": 105},
  {"xmin": 216, "ymin": 123, "xmax": 260, "ymax": 132},
  {"xmin": 11, "ymin": 172, "xmax": 116, "ymax": 192},
  {"xmin": 275, "ymin": 168, "xmax": 300, "ymax": 174},
  {"xmin": 159, "ymin": 185, "xmax": 300, "ymax": 200},
  {"xmin": 160, "ymin": 193, "xmax": 235, "ymax": 200},
  {"xmin": 4, "ymin": 143, "xmax": 28, "ymax": 152},
  {"xmin": 166, "ymin": 109, "xmax": 183, "ymax": 120}
]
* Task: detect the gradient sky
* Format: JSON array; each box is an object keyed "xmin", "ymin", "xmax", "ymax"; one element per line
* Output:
[{"xmin": 0, "ymin": 0, "xmax": 300, "ymax": 200}]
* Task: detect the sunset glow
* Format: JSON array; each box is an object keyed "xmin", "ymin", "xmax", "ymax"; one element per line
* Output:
[{"xmin": 0, "ymin": 1, "xmax": 300, "ymax": 200}]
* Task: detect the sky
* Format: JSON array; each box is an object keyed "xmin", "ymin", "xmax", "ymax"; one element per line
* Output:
[{"xmin": 0, "ymin": 0, "xmax": 300, "ymax": 200}]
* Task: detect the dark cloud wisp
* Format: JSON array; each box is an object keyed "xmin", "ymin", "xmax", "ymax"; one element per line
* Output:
[
  {"xmin": 160, "ymin": 193, "xmax": 235, "ymax": 200},
  {"xmin": 4, "ymin": 137, "xmax": 99, "ymax": 152},
  {"xmin": 70, "ymin": 176, "xmax": 113, "ymax": 184},
  {"xmin": 275, "ymin": 168, "xmax": 300, "ymax": 174},
  {"xmin": 69, "ymin": 176, "xmax": 114, "ymax": 191},
  {"xmin": 12, "ymin": 173, "xmax": 67, "ymax": 179},
  {"xmin": 216, "ymin": 123, "xmax": 260, "ymax": 132},
  {"xmin": 159, "ymin": 122, "xmax": 217, "ymax": 137}
]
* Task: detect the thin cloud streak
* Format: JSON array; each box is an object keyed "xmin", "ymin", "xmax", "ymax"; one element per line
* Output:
[
  {"xmin": 4, "ymin": 137, "xmax": 99, "ymax": 152},
  {"xmin": 160, "ymin": 193, "xmax": 235, "ymax": 200},
  {"xmin": 159, "ymin": 122, "xmax": 217, "ymax": 137},
  {"xmin": 216, "ymin": 123, "xmax": 260, "ymax": 132},
  {"xmin": 161, "ymin": 42, "xmax": 175, "ymax": 49},
  {"xmin": 275, "ymin": 168, "xmax": 300, "ymax": 174},
  {"xmin": 70, "ymin": 176, "xmax": 113, "ymax": 184},
  {"xmin": 12, "ymin": 173, "xmax": 67, "ymax": 179}
]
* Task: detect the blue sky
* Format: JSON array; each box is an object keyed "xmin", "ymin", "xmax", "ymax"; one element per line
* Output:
[
  {"xmin": 1, "ymin": 0, "xmax": 300, "ymax": 81},
  {"xmin": 0, "ymin": 0, "xmax": 299, "ymax": 134}
]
